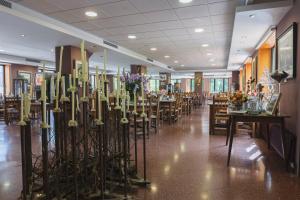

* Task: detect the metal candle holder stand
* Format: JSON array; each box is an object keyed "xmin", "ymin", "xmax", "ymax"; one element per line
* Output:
[{"xmin": 18, "ymin": 77, "xmax": 151, "ymax": 200}]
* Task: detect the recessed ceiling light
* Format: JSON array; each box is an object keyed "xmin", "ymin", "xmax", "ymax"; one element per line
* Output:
[
  {"xmin": 181, "ymin": 64, "xmax": 185, "ymax": 67},
  {"xmin": 128, "ymin": 35, "xmax": 137, "ymax": 39},
  {"xmin": 164, "ymin": 55, "xmax": 170, "ymax": 58},
  {"xmin": 51, "ymin": 49, "xmax": 54, "ymax": 52},
  {"xmin": 249, "ymin": 14, "xmax": 255, "ymax": 18},
  {"xmin": 20, "ymin": 34, "xmax": 25, "ymax": 37},
  {"xmin": 150, "ymin": 47, "xmax": 157, "ymax": 51},
  {"xmin": 202, "ymin": 44, "xmax": 209, "ymax": 47},
  {"xmin": 85, "ymin": 11, "xmax": 98, "ymax": 17},
  {"xmin": 194, "ymin": 28, "xmax": 204, "ymax": 33},
  {"xmin": 209, "ymin": 58, "xmax": 215, "ymax": 62},
  {"xmin": 206, "ymin": 53, "xmax": 212, "ymax": 56},
  {"xmin": 179, "ymin": 0, "xmax": 193, "ymax": 3},
  {"xmin": 0, "ymin": 49, "xmax": 4, "ymax": 52},
  {"xmin": 211, "ymin": 63, "xmax": 216, "ymax": 66},
  {"xmin": 174, "ymin": 60, "xmax": 179, "ymax": 63}
]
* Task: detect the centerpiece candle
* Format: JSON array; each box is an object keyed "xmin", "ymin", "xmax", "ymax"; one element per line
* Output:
[
  {"xmin": 97, "ymin": 79, "xmax": 102, "ymax": 121},
  {"xmin": 95, "ymin": 65, "xmax": 99, "ymax": 90},
  {"xmin": 43, "ymin": 80, "xmax": 47, "ymax": 124},
  {"xmin": 133, "ymin": 90, "xmax": 137, "ymax": 114},
  {"xmin": 126, "ymin": 91, "xmax": 130, "ymax": 110},
  {"xmin": 104, "ymin": 49, "xmax": 107, "ymax": 81},
  {"xmin": 55, "ymin": 46, "xmax": 63, "ymax": 110},
  {"xmin": 20, "ymin": 92, "xmax": 24, "ymax": 122},
  {"xmin": 116, "ymin": 66, "xmax": 120, "ymax": 107},
  {"xmin": 141, "ymin": 82, "xmax": 145, "ymax": 114},
  {"xmin": 61, "ymin": 76, "xmax": 66, "ymax": 96}
]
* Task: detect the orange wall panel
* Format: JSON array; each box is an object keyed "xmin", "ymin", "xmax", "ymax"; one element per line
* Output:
[{"xmin": 257, "ymin": 48, "xmax": 271, "ymax": 82}]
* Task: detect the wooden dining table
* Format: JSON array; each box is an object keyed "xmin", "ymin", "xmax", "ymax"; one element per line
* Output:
[{"xmin": 160, "ymin": 99, "xmax": 176, "ymax": 125}]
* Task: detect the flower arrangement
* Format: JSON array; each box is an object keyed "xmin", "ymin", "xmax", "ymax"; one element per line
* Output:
[
  {"xmin": 228, "ymin": 91, "xmax": 248, "ymax": 107},
  {"xmin": 121, "ymin": 72, "xmax": 150, "ymax": 97}
]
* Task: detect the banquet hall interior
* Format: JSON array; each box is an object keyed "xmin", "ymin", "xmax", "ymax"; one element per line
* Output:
[{"xmin": 0, "ymin": 0, "xmax": 300, "ymax": 199}]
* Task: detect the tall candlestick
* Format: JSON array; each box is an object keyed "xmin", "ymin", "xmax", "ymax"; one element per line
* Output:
[
  {"xmin": 61, "ymin": 76, "xmax": 66, "ymax": 96},
  {"xmin": 54, "ymin": 46, "xmax": 63, "ymax": 111},
  {"xmin": 69, "ymin": 74, "xmax": 72, "ymax": 87},
  {"xmin": 115, "ymin": 66, "xmax": 120, "ymax": 108},
  {"xmin": 141, "ymin": 82, "xmax": 145, "ymax": 114},
  {"xmin": 97, "ymin": 79, "xmax": 102, "ymax": 122},
  {"xmin": 95, "ymin": 65, "xmax": 99, "ymax": 90},
  {"xmin": 126, "ymin": 91, "xmax": 130, "ymax": 111},
  {"xmin": 20, "ymin": 92, "xmax": 24, "ymax": 122},
  {"xmin": 103, "ymin": 49, "xmax": 107, "ymax": 81},
  {"xmin": 43, "ymin": 80, "xmax": 47, "ymax": 124},
  {"xmin": 101, "ymin": 72, "xmax": 105, "ymax": 99},
  {"xmin": 134, "ymin": 89, "xmax": 137, "ymax": 114},
  {"xmin": 50, "ymin": 76, "xmax": 55, "ymax": 102}
]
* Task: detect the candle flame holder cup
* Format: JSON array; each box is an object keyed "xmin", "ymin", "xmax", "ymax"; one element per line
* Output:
[
  {"xmin": 41, "ymin": 122, "xmax": 50, "ymax": 129},
  {"xmin": 68, "ymin": 120, "xmax": 78, "ymax": 127},
  {"xmin": 18, "ymin": 121, "xmax": 27, "ymax": 126},
  {"xmin": 60, "ymin": 95, "xmax": 70, "ymax": 102},
  {"xmin": 121, "ymin": 118, "xmax": 129, "ymax": 124},
  {"xmin": 95, "ymin": 119, "xmax": 104, "ymax": 125}
]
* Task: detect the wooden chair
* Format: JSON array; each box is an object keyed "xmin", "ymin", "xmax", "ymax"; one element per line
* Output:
[
  {"xmin": 4, "ymin": 96, "xmax": 20, "ymax": 125},
  {"xmin": 149, "ymin": 96, "xmax": 160, "ymax": 133}
]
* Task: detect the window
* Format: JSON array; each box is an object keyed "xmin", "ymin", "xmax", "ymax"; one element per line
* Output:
[
  {"xmin": 149, "ymin": 79, "xmax": 159, "ymax": 92},
  {"xmin": 209, "ymin": 78, "xmax": 229, "ymax": 93},
  {"xmin": 190, "ymin": 79, "xmax": 195, "ymax": 92},
  {"xmin": 171, "ymin": 79, "xmax": 181, "ymax": 85},
  {"xmin": 0, "ymin": 66, "xmax": 4, "ymax": 97},
  {"xmin": 210, "ymin": 79, "xmax": 215, "ymax": 93}
]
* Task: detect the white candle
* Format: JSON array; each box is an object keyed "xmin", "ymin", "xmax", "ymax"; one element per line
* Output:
[
  {"xmin": 141, "ymin": 82, "xmax": 145, "ymax": 114},
  {"xmin": 116, "ymin": 66, "xmax": 120, "ymax": 107},
  {"xmin": 55, "ymin": 46, "xmax": 63, "ymax": 110},
  {"xmin": 97, "ymin": 79, "xmax": 102, "ymax": 121},
  {"xmin": 69, "ymin": 74, "xmax": 72, "ymax": 88},
  {"xmin": 43, "ymin": 80, "xmax": 47, "ymax": 124},
  {"xmin": 134, "ymin": 90, "xmax": 137, "ymax": 114},
  {"xmin": 61, "ymin": 76, "xmax": 66, "ymax": 96},
  {"xmin": 126, "ymin": 91, "xmax": 130, "ymax": 110},
  {"xmin": 101, "ymin": 72, "xmax": 105, "ymax": 98},
  {"xmin": 20, "ymin": 92, "xmax": 24, "ymax": 122},
  {"xmin": 122, "ymin": 90, "xmax": 126, "ymax": 119},
  {"xmin": 95, "ymin": 65, "xmax": 99, "ymax": 90},
  {"xmin": 104, "ymin": 49, "xmax": 107, "ymax": 81},
  {"xmin": 71, "ymin": 79, "xmax": 75, "ymax": 121}
]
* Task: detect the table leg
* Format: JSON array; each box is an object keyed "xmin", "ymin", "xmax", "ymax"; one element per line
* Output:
[
  {"xmin": 226, "ymin": 116, "xmax": 231, "ymax": 146},
  {"xmin": 227, "ymin": 117, "xmax": 235, "ymax": 166},
  {"xmin": 169, "ymin": 103, "xmax": 171, "ymax": 125},
  {"xmin": 266, "ymin": 123, "xmax": 270, "ymax": 150},
  {"xmin": 280, "ymin": 119, "xmax": 288, "ymax": 170}
]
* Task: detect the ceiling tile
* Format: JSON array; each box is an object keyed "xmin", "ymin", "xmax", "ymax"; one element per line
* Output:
[
  {"xmin": 211, "ymin": 14, "xmax": 234, "ymax": 25},
  {"xmin": 208, "ymin": 1, "xmax": 237, "ymax": 15},
  {"xmin": 113, "ymin": 14, "xmax": 151, "ymax": 26},
  {"xmin": 175, "ymin": 5, "xmax": 209, "ymax": 19},
  {"xmin": 143, "ymin": 10, "xmax": 178, "ymax": 23},
  {"xmin": 163, "ymin": 28, "xmax": 189, "ymax": 37},
  {"xmin": 212, "ymin": 23, "xmax": 233, "ymax": 32},
  {"xmin": 180, "ymin": 17, "xmax": 211, "ymax": 28},
  {"xmin": 72, "ymin": 21, "xmax": 102, "ymax": 30},
  {"xmin": 98, "ymin": 1, "xmax": 139, "ymax": 17},
  {"xmin": 129, "ymin": 0, "xmax": 171, "ymax": 12},
  {"xmin": 17, "ymin": 0, "xmax": 61, "ymax": 14},
  {"xmin": 93, "ymin": 18, "xmax": 124, "ymax": 28},
  {"xmin": 167, "ymin": 0, "xmax": 208, "ymax": 8}
]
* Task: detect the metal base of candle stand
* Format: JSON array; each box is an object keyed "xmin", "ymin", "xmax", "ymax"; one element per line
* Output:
[{"xmin": 142, "ymin": 114, "xmax": 151, "ymax": 187}]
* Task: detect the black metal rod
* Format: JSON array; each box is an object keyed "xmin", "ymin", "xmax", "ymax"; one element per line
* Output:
[
  {"xmin": 25, "ymin": 120, "xmax": 32, "ymax": 193},
  {"xmin": 142, "ymin": 117, "xmax": 147, "ymax": 182},
  {"xmin": 20, "ymin": 125, "xmax": 27, "ymax": 199},
  {"xmin": 122, "ymin": 122, "xmax": 128, "ymax": 198},
  {"xmin": 42, "ymin": 127, "xmax": 49, "ymax": 197},
  {"xmin": 71, "ymin": 126, "xmax": 78, "ymax": 200},
  {"xmin": 134, "ymin": 114, "xmax": 138, "ymax": 174}
]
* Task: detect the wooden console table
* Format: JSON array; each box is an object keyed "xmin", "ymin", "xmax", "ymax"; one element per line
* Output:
[{"xmin": 227, "ymin": 113, "xmax": 289, "ymax": 168}]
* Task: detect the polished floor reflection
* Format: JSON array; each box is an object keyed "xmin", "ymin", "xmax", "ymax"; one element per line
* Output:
[{"xmin": 1, "ymin": 107, "xmax": 300, "ymax": 200}]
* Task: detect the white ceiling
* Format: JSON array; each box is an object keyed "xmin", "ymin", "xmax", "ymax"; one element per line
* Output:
[
  {"xmin": 228, "ymin": 0, "xmax": 292, "ymax": 70},
  {"xmin": 11, "ymin": 0, "xmax": 240, "ymax": 70},
  {"xmin": 0, "ymin": 10, "xmax": 166, "ymax": 72}
]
